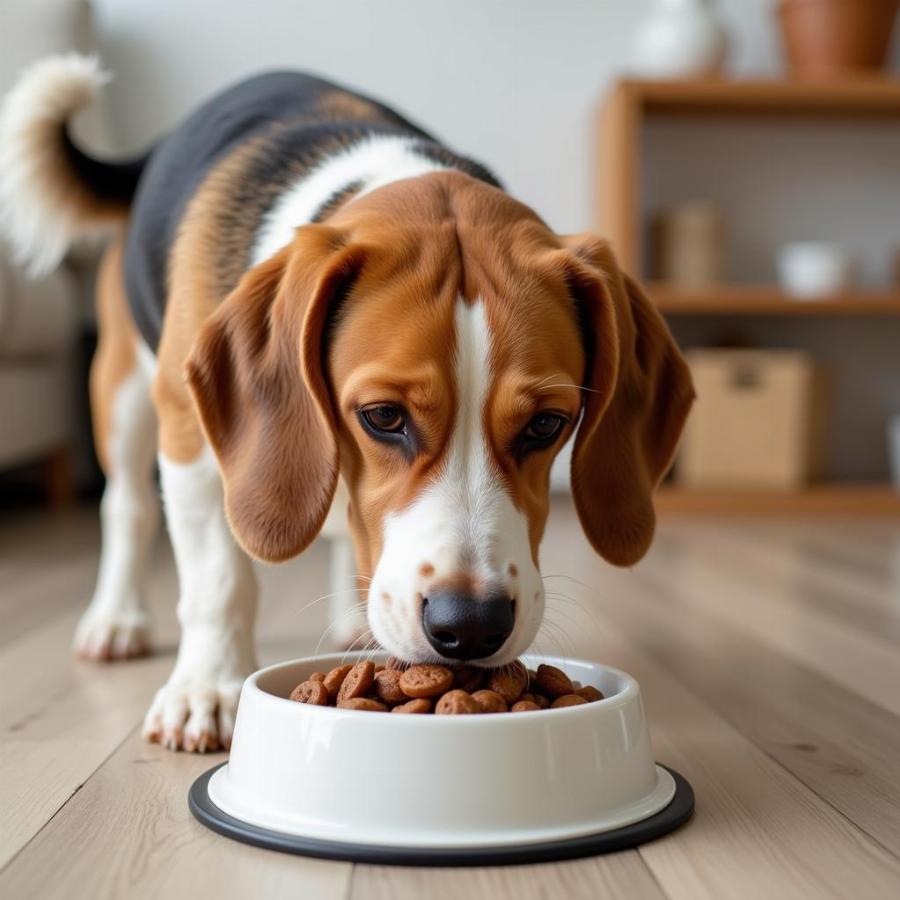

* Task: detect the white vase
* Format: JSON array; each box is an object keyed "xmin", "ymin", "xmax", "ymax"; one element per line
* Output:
[{"xmin": 630, "ymin": 0, "xmax": 727, "ymax": 78}]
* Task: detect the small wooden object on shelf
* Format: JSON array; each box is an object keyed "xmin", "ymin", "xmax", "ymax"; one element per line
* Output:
[
  {"xmin": 599, "ymin": 78, "xmax": 900, "ymax": 515},
  {"xmin": 647, "ymin": 283, "xmax": 900, "ymax": 316}
]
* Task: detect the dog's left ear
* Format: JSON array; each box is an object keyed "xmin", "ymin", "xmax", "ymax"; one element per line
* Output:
[
  {"xmin": 185, "ymin": 225, "xmax": 364, "ymax": 563},
  {"xmin": 559, "ymin": 234, "xmax": 695, "ymax": 567}
]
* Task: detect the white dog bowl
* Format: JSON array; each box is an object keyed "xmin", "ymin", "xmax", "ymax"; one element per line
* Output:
[{"xmin": 189, "ymin": 653, "xmax": 693, "ymax": 864}]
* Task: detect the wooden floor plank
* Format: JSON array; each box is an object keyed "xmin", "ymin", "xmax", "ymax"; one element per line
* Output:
[
  {"xmin": 627, "ymin": 525, "xmax": 900, "ymax": 717},
  {"xmin": 350, "ymin": 853, "xmax": 666, "ymax": 900},
  {"xmin": 0, "ymin": 508, "xmax": 102, "ymax": 648},
  {"xmin": 0, "ymin": 731, "xmax": 352, "ymax": 900},
  {"xmin": 666, "ymin": 520, "xmax": 900, "ymax": 642}
]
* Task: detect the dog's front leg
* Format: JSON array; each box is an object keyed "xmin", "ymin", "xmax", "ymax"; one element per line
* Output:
[{"xmin": 142, "ymin": 446, "xmax": 258, "ymax": 752}]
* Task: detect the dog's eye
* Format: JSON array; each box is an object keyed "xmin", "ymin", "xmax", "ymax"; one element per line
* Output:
[
  {"xmin": 360, "ymin": 404, "xmax": 406, "ymax": 435},
  {"xmin": 524, "ymin": 412, "xmax": 567, "ymax": 443}
]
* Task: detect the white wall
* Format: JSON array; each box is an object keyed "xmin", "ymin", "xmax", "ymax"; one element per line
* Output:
[{"xmin": 89, "ymin": 0, "xmax": 799, "ymax": 234}]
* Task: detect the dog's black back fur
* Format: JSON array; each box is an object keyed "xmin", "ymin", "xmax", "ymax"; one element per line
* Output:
[{"xmin": 118, "ymin": 71, "xmax": 499, "ymax": 349}]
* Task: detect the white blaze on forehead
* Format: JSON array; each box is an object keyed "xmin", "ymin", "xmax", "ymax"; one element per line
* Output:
[
  {"xmin": 368, "ymin": 297, "xmax": 544, "ymax": 664},
  {"xmin": 377, "ymin": 298, "xmax": 500, "ymax": 578},
  {"xmin": 444, "ymin": 299, "xmax": 497, "ymax": 564}
]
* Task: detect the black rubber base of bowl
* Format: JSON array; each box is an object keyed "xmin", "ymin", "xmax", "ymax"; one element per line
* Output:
[{"xmin": 189, "ymin": 763, "xmax": 694, "ymax": 866}]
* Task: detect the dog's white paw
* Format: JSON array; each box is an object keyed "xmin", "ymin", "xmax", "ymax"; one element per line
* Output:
[
  {"xmin": 142, "ymin": 664, "xmax": 249, "ymax": 753},
  {"xmin": 74, "ymin": 608, "xmax": 151, "ymax": 662}
]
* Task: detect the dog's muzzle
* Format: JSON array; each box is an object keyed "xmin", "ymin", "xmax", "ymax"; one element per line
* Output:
[{"xmin": 421, "ymin": 591, "xmax": 515, "ymax": 660}]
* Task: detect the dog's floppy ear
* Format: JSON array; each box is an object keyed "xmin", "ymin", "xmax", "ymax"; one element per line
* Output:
[
  {"xmin": 185, "ymin": 224, "xmax": 364, "ymax": 563},
  {"xmin": 560, "ymin": 234, "xmax": 694, "ymax": 567}
]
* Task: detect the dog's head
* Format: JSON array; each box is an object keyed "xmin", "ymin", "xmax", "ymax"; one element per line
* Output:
[{"xmin": 186, "ymin": 171, "xmax": 694, "ymax": 665}]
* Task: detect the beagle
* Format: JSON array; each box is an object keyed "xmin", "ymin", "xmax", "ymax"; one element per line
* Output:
[{"xmin": 0, "ymin": 56, "xmax": 693, "ymax": 752}]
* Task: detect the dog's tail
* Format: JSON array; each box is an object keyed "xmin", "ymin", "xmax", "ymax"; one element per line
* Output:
[{"xmin": 0, "ymin": 54, "xmax": 148, "ymax": 276}]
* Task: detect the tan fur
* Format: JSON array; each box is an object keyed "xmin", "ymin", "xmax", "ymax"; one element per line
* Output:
[
  {"xmin": 314, "ymin": 90, "xmax": 386, "ymax": 123},
  {"xmin": 154, "ymin": 139, "xmax": 271, "ymax": 464},
  {"xmin": 90, "ymin": 237, "xmax": 138, "ymax": 474}
]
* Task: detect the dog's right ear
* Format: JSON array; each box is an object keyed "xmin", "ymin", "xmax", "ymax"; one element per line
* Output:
[{"xmin": 185, "ymin": 225, "xmax": 365, "ymax": 563}]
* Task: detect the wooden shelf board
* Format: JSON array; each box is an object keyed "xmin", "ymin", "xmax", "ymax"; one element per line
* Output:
[
  {"xmin": 617, "ymin": 78, "xmax": 900, "ymax": 118},
  {"xmin": 656, "ymin": 484, "xmax": 900, "ymax": 515},
  {"xmin": 647, "ymin": 283, "xmax": 900, "ymax": 316}
]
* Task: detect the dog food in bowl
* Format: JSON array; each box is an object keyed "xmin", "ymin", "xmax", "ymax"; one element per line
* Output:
[{"xmin": 287, "ymin": 659, "xmax": 604, "ymax": 714}]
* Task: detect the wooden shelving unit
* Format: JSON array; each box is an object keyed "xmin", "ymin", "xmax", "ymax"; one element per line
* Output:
[
  {"xmin": 598, "ymin": 78, "xmax": 900, "ymax": 516},
  {"xmin": 656, "ymin": 483, "xmax": 900, "ymax": 516},
  {"xmin": 648, "ymin": 283, "xmax": 900, "ymax": 316}
]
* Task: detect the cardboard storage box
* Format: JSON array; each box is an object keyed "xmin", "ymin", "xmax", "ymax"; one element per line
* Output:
[{"xmin": 677, "ymin": 349, "xmax": 827, "ymax": 489}]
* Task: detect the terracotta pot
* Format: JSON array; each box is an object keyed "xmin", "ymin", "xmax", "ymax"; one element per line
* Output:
[{"xmin": 778, "ymin": 0, "xmax": 900, "ymax": 75}]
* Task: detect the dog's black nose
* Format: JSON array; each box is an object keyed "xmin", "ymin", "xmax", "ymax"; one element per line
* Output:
[{"xmin": 421, "ymin": 591, "xmax": 514, "ymax": 660}]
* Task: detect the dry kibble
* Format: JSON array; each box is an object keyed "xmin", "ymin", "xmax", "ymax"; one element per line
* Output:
[
  {"xmin": 551, "ymin": 693, "xmax": 588, "ymax": 708},
  {"xmin": 536, "ymin": 664, "xmax": 574, "ymax": 697},
  {"xmin": 338, "ymin": 696, "xmax": 388, "ymax": 712},
  {"xmin": 337, "ymin": 661, "xmax": 376, "ymax": 703},
  {"xmin": 373, "ymin": 669, "xmax": 407, "ymax": 705},
  {"xmin": 487, "ymin": 661, "xmax": 528, "ymax": 705},
  {"xmin": 576, "ymin": 685, "xmax": 604, "ymax": 703},
  {"xmin": 400, "ymin": 664, "xmax": 454, "ymax": 698},
  {"xmin": 289, "ymin": 680, "xmax": 329, "ymax": 705},
  {"xmin": 323, "ymin": 664, "xmax": 353, "ymax": 699},
  {"xmin": 287, "ymin": 658, "xmax": 603, "ymax": 714},
  {"xmin": 452, "ymin": 664, "xmax": 485, "ymax": 693},
  {"xmin": 391, "ymin": 698, "xmax": 433, "ymax": 714},
  {"xmin": 435, "ymin": 690, "xmax": 482, "ymax": 715},
  {"xmin": 472, "ymin": 689, "xmax": 508, "ymax": 713}
]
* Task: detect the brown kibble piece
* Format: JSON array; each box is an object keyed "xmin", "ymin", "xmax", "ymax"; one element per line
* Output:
[
  {"xmin": 472, "ymin": 689, "xmax": 508, "ymax": 713},
  {"xmin": 338, "ymin": 661, "xmax": 376, "ymax": 703},
  {"xmin": 452, "ymin": 664, "xmax": 485, "ymax": 693},
  {"xmin": 400, "ymin": 664, "xmax": 454, "ymax": 698},
  {"xmin": 576, "ymin": 685, "xmax": 604, "ymax": 702},
  {"xmin": 323, "ymin": 664, "xmax": 353, "ymax": 699},
  {"xmin": 289, "ymin": 680, "xmax": 329, "ymax": 705},
  {"xmin": 338, "ymin": 696, "xmax": 388, "ymax": 712},
  {"xmin": 373, "ymin": 669, "xmax": 407, "ymax": 705},
  {"xmin": 487, "ymin": 661, "xmax": 528, "ymax": 704},
  {"xmin": 536, "ymin": 664, "xmax": 574, "ymax": 697},
  {"xmin": 287, "ymin": 656, "xmax": 601, "ymax": 715},
  {"xmin": 551, "ymin": 693, "xmax": 588, "ymax": 708},
  {"xmin": 435, "ymin": 690, "xmax": 482, "ymax": 714},
  {"xmin": 392, "ymin": 698, "xmax": 433, "ymax": 714}
]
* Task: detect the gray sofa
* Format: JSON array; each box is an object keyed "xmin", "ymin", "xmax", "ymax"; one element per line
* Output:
[{"xmin": 0, "ymin": 0, "xmax": 102, "ymax": 501}]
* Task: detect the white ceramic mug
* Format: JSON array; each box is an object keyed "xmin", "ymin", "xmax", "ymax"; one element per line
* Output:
[{"xmin": 776, "ymin": 242, "xmax": 855, "ymax": 298}]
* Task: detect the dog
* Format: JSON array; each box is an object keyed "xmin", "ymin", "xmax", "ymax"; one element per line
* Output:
[{"xmin": 0, "ymin": 55, "xmax": 693, "ymax": 752}]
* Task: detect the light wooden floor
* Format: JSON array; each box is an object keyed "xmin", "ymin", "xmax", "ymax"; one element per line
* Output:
[{"xmin": 2, "ymin": 499, "xmax": 900, "ymax": 899}]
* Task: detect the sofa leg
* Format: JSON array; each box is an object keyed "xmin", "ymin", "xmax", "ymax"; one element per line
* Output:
[{"xmin": 42, "ymin": 448, "xmax": 75, "ymax": 507}]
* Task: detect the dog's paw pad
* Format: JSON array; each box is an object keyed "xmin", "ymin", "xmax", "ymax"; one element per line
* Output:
[{"xmin": 74, "ymin": 611, "xmax": 151, "ymax": 662}]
